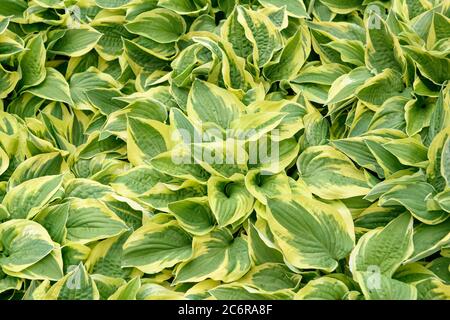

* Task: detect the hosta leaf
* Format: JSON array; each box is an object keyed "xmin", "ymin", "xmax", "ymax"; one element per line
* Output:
[
  {"xmin": 33, "ymin": 203, "xmax": 69, "ymax": 244},
  {"xmin": 69, "ymin": 69, "xmax": 119, "ymax": 111},
  {"xmin": 93, "ymin": 21, "xmax": 133, "ymax": 60},
  {"xmin": 127, "ymin": 117, "xmax": 171, "ymax": 166},
  {"xmin": 0, "ymin": 16, "xmax": 10, "ymax": 35},
  {"xmin": 103, "ymin": 99, "xmax": 168, "ymax": 140},
  {"xmin": 236, "ymin": 6, "xmax": 283, "ymax": 68},
  {"xmin": 171, "ymin": 44, "xmax": 203, "ymax": 87},
  {"xmin": 230, "ymin": 112, "xmax": 286, "ymax": 141},
  {"xmin": 0, "ymin": 32, "xmax": 24, "ymax": 59},
  {"xmin": 18, "ymin": 34, "xmax": 46, "ymax": 89},
  {"xmin": 208, "ymin": 177, "xmax": 254, "ymax": 227},
  {"xmin": 355, "ymin": 271, "xmax": 417, "ymax": 300},
  {"xmin": 5, "ymin": 247, "xmax": 64, "ymax": 281},
  {"xmin": 0, "ymin": 0, "xmax": 27, "ymax": 18},
  {"xmin": 174, "ymin": 229, "xmax": 251, "ymax": 283},
  {"xmin": 441, "ymin": 136, "xmax": 450, "ymax": 187},
  {"xmin": 0, "ymin": 65, "xmax": 20, "ymax": 99},
  {"xmin": 91, "ymin": 274, "xmax": 125, "ymax": 300},
  {"xmin": 96, "ymin": 0, "xmax": 133, "ymax": 9},
  {"xmin": 245, "ymin": 170, "xmax": 291, "ymax": 205},
  {"xmin": 350, "ymin": 213, "xmax": 414, "ymax": 277},
  {"xmin": 222, "ymin": 8, "xmax": 252, "ymax": 55},
  {"xmin": 405, "ymin": 97, "xmax": 436, "ymax": 136},
  {"xmin": 355, "ymin": 69, "xmax": 405, "ymax": 109},
  {"xmin": 151, "ymin": 150, "xmax": 210, "ymax": 183},
  {"xmin": 265, "ymin": 194, "xmax": 355, "ymax": 272},
  {"xmin": 319, "ymin": 0, "xmax": 363, "ymax": 14},
  {"xmin": 110, "ymin": 166, "xmax": 171, "ymax": 198},
  {"xmin": 427, "ymin": 257, "xmax": 450, "ymax": 284},
  {"xmin": 85, "ymin": 233, "xmax": 133, "ymax": 279},
  {"xmin": 0, "ymin": 219, "xmax": 54, "ymax": 273},
  {"xmin": 24, "ymin": 68, "xmax": 73, "ymax": 105},
  {"xmin": 297, "ymin": 145, "xmax": 370, "ymax": 200},
  {"xmin": 402, "ymin": 46, "xmax": 450, "ymax": 84},
  {"xmin": 327, "ymin": 67, "xmax": 373, "ymax": 105},
  {"xmin": 192, "ymin": 142, "xmax": 248, "ymax": 179},
  {"xmin": 158, "ymin": 0, "xmax": 209, "ymax": 15},
  {"xmin": 258, "ymin": 0, "xmax": 309, "ymax": 18},
  {"xmin": 0, "ymin": 147, "xmax": 9, "ymax": 177},
  {"xmin": 137, "ymin": 283, "xmax": 186, "ymax": 300},
  {"xmin": 108, "ymin": 277, "xmax": 141, "ymax": 300},
  {"xmin": 2, "ymin": 175, "xmax": 64, "ymax": 219},
  {"xmin": 383, "ymin": 137, "xmax": 429, "ymax": 168},
  {"xmin": 307, "ymin": 21, "xmax": 365, "ymax": 42},
  {"xmin": 125, "ymin": 9, "xmax": 186, "ymax": 44},
  {"xmin": 295, "ymin": 277, "xmax": 349, "ymax": 300},
  {"xmin": 60, "ymin": 243, "xmax": 91, "ymax": 274},
  {"xmin": 263, "ymin": 22, "xmax": 311, "ymax": 81},
  {"xmin": 139, "ymin": 182, "xmax": 207, "ymax": 212},
  {"xmin": 102, "ymin": 195, "xmax": 143, "ymax": 230},
  {"xmin": 238, "ymin": 263, "xmax": 301, "ymax": 292},
  {"xmin": 86, "ymin": 88, "xmax": 127, "ymax": 115},
  {"xmin": 247, "ymin": 222, "xmax": 284, "ymax": 265},
  {"xmin": 365, "ymin": 13, "xmax": 405, "ymax": 74},
  {"xmin": 168, "ymin": 198, "xmax": 216, "ymax": 236},
  {"xmin": 8, "ymin": 152, "xmax": 66, "ymax": 189},
  {"xmin": 379, "ymin": 182, "xmax": 448, "ymax": 225},
  {"xmin": 64, "ymin": 178, "xmax": 113, "ymax": 200},
  {"xmin": 122, "ymin": 221, "xmax": 193, "ymax": 274},
  {"xmin": 293, "ymin": 63, "xmax": 350, "ymax": 86},
  {"xmin": 48, "ymin": 28, "xmax": 102, "ymax": 57},
  {"xmin": 0, "ymin": 274, "xmax": 22, "ymax": 295},
  {"xmin": 45, "ymin": 264, "xmax": 100, "ymax": 300},
  {"xmin": 187, "ymin": 80, "xmax": 244, "ymax": 129},
  {"xmin": 209, "ymin": 283, "xmax": 295, "ymax": 300},
  {"xmin": 414, "ymin": 277, "xmax": 450, "ymax": 300},
  {"xmin": 325, "ymin": 39, "xmax": 365, "ymax": 66},
  {"xmin": 123, "ymin": 39, "xmax": 169, "ymax": 74},
  {"xmin": 65, "ymin": 199, "xmax": 128, "ymax": 244},
  {"xmin": 406, "ymin": 219, "xmax": 450, "ymax": 263},
  {"xmin": 364, "ymin": 170, "xmax": 426, "ymax": 201}
]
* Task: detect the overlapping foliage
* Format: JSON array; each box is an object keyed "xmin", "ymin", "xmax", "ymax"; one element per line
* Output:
[{"xmin": 0, "ymin": 0, "xmax": 449, "ymax": 300}]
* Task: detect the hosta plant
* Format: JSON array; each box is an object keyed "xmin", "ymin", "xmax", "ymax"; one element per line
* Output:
[{"xmin": 0, "ymin": 0, "xmax": 449, "ymax": 300}]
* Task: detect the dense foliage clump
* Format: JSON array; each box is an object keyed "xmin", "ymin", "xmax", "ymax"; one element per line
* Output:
[{"xmin": 0, "ymin": 0, "xmax": 449, "ymax": 300}]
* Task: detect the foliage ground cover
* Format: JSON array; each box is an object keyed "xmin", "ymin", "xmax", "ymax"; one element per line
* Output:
[{"xmin": 0, "ymin": 0, "xmax": 449, "ymax": 300}]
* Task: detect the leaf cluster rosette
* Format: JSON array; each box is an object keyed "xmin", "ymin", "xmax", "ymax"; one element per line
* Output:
[{"xmin": 0, "ymin": 0, "xmax": 449, "ymax": 300}]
